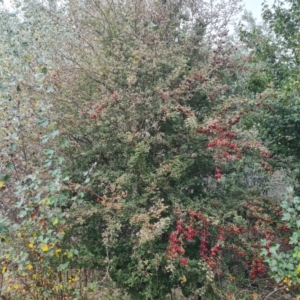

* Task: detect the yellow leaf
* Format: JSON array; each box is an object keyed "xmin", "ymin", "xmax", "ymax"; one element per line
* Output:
[
  {"xmin": 52, "ymin": 218, "xmax": 59, "ymax": 225},
  {"xmin": 28, "ymin": 243, "xmax": 34, "ymax": 248},
  {"xmin": 0, "ymin": 181, "xmax": 4, "ymax": 188},
  {"xmin": 27, "ymin": 264, "xmax": 33, "ymax": 270},
  {"xmin": 179, "ymin": 275, "xmax": 186, "ymax": 283},
  {"xmin": 297, "ymin": 263, "xmax": 300, "ymax": 274},
  {"xmin": 53, "ymin": 285, "xmax": 59, "ymax": 291},
  {"xmin": 41, "ymin": 198, "xmax": 51, "ymax": 205},
  {"xmin": 5, "ymin": 253, "xmax": 10, "ymax": 259},
  {"xmin": 41, "ymin": 244, "xmax": 49, "ymax": 252},
  {"xmin": 2, "ymin": 266, "xmax": 7, "ymax": 274},
  {"xmin": 55, "ymin": 249, "xmax": 62, "ymax": 256},
  {"xmin": 13, "ymin": 284, "xmax": 19, "ymax": 289}
]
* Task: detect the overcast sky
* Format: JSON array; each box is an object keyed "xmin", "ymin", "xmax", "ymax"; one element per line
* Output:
[
  {"xmin": 243, "ymin": 0, "xmax": 274, "ymax": 21},
  {"xmin": 0, "ymin": 0, "xmax": 279, "ymax": 23}
]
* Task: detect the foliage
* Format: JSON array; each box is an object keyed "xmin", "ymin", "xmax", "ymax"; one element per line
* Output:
[
  {"xmin": 239, "ymin": 0, "xmax": 300, "ymax": 165},
  {"xmin": 0, "ymin": 0, "xmax": 298, "ymax": 299},
  {"xmin": 238, "ymin": 2, "xmax": 300, "ymax": 292},
  {"xmin": 262, "ymin": 188, "xmax": 300, "ymax": 287}
]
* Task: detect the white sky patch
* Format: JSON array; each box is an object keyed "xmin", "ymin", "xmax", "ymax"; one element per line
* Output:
[
  {"xmin": 243, "ymin": 0, "xmax": 274, "ymax": 22},
  {"xmin": 1, "ymin": 0, "xmax": 15, "ymax": 11}
]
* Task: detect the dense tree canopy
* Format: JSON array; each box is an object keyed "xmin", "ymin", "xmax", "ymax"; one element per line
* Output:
[{"xmin": 240, "ymin": 0, "xmax": 300, "ymax": 161}]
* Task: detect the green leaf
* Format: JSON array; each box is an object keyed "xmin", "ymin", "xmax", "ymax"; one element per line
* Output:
[
  {"xmin": 3, "ymin": 175, "xmax": 10, "ymax": 182},
  {"xmin": 282, "ymin": 212, "xmax": 291, "ymax": 221},
  {"xmin": 58, "ymin": 262, "xmax": 69, "ymax": 272},
  {"xmin": 44, "ymin": 149, "xmax": 54, "ymax": 157},
  {"xmin": 5, "ymin": 162, "xmax": 13, "ymax": 170},
  {"xmin": 41, "ymin": 67, "xmax": 48, "ymax": 74},
  {"xmin": 290, "ymin": 232, "xmax": 299, "ymax": 245},
  {"xmin": 18, "ymin": 210, "xmax": 27, "ymax": 218},
  {"xmin": 59, "ymin": 138, "xmax": 68, "ymax": 148},
  {"xmin": 38, "ymin": 118, "xmax": 49, "ymax": 127},
  {"xmin": 49, "ymin": 130, "xmax": 59, "ymax": 139},
  {"xmin": 56, "ymin": 156, "xmax": 64, "ymax": 164},
  {"xmin": 43, "ymin": 160, "xmax": 52, "ymax": 168}
]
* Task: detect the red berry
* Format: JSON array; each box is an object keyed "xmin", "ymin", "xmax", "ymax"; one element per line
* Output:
[
  {"xmin": 180, "ymin": 258, "xmax": 188, "ymax": 266},
  {"xmin": 215, "ymin": 173, "xmax": 222, "ymax": 179}
]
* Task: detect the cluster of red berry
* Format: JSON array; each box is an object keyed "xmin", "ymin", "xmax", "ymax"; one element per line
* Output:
[
  {"xmin": 196, "ymin": 116, "xmax": 242, "ymax": 163},
  {"xmin": 196, "ymin": 97, "xmax": 276, "ymax": 172},
  {"xmin": 90, "ymin": 103, "xmax": 106, "ymax": 119},
  {"xmin": 277, "ymin": 224, "xmax": 290, "ymax": 232},
  {"xmin": 249, "ymin": 258, "xmax": 266, "ymax": 280},
  {"xmin": 214, "ymin": 168, "xmax": 222, "ymax": 179},
  {"xmin": 232, "ymin": 245, "xmax": 247, "ymax": 257},
  {"xmin": 168, "ymin": 201, "xmax": 286, "ymax": 280},
  {"xmin": 180, "ymin": 257, "xmax": 188, "ymax": 266},
  {"xmin": 207, "ymin": 138, "xmax": 238, "ymax": 149},
  {"xmin": 168, "ymin": 213, "xmax": 224, "ymax": 272},
  {"xmin": 169, "ymin": 230, "xmax": 185, "ymax": 258}
]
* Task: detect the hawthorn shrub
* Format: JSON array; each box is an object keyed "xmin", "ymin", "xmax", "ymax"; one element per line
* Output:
[{"xmin": 0, "ymin": 0, "xmax": 295, "ymax": 299}]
